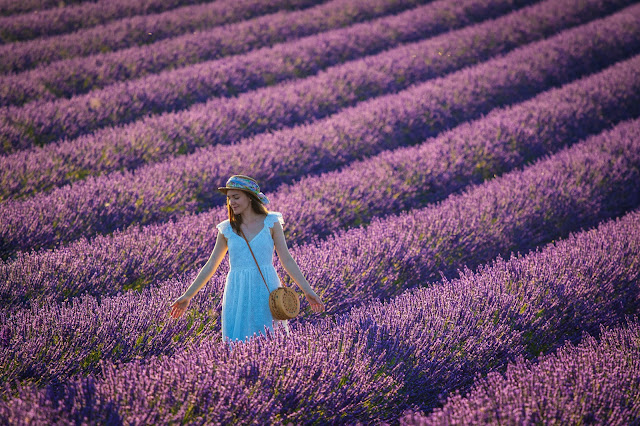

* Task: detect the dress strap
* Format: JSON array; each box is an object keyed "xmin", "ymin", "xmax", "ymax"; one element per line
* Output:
[{"xmin": 239, "ymin": 228, "xmax": 286, "ymax": 292}]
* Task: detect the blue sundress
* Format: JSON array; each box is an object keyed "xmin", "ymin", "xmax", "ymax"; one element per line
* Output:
[{"xmin": 216, "ymin": 211, "xmax": 290, "ymax": 343}]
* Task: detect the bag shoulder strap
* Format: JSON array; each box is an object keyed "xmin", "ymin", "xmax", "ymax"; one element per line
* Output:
[{"xmin": 239, "ymin": 227, "xmax": 278, "ymax": 294}]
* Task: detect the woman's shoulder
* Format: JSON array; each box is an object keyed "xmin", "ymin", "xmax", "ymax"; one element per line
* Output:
[
  {"xmin": 216, "ymin": 218, "xmax": 231, "ymax": 227},
  {"xmin": 265, "ymin": 211, "xmax": 284, "ymax": 228},
  {"xmin": 215, "ymin": 218, "xmax": 232, "ymax": 238}
]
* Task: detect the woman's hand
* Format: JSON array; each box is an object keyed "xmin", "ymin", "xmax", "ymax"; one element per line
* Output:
[
  {"xmin": 303, "ymin": 291, "xmax": 325, "ymax": 313},
  {"xmin": 169, "ymin": 295, "xmax": 191, "ymax": 319}
]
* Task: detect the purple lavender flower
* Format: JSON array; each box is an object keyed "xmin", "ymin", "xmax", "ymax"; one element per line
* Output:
[
  {"xmin": 0, "ymin": 0, "xmax": 432, "ymax": 100},
  {"xmin": 0, "ymin": 0, "xmax": 546, "ymax": 150},
  {"xmin": 2, "ymin": 117, "xmax": 639, "ymax": 395},
  {"xmin": 2, "ymin": 8, "xmax": 639, "ymax": 256},
  {"xmin": 401, "ymin": 322, "xmax": 640, "ymax": 425},
  {"xmin": 0, "ymin": 0, "xmax": 315, "ymax": 44},
  {"xmin": 2, "ymin": 51, "xmax": 638, "ymax": 309},
  {"xmin": 2, "ymin": 202, "xmax": 639, "ymax": 423}
]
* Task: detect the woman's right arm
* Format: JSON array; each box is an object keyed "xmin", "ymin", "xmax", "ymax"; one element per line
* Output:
[{"xmin": 169, "ymin": 231, "xmax": 228, "ymax": 318}]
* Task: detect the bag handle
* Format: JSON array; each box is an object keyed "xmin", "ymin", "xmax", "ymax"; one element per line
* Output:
[{"xmin": 239, "ymin": 226, "xmax": 280, "ymax": 294}]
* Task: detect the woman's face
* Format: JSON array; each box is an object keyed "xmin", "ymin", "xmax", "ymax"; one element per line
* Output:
[{"xmin": 227, "ymin": 189, "xmax": 251, "ymax": 215}]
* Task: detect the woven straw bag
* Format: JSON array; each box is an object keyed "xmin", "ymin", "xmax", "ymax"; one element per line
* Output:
[{"xmin": 240, "ymin": 228, "xmax": 300, "ymax": 320}]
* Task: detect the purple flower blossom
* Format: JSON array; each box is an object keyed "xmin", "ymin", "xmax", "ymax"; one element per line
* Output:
[
  {"xmin": 2, "ymin": 201, "xmax": 639, "ymax": 423},
  {"xmin": 2, "ymin": 8, "xmax": 639, "ymax": 256},
  {"xmin": 2, "ymin": 52, "xmax": 638, "ymax": 309},
  {"xmin": 401, "ymin": 321, "xmax": 640, "ymax": 425},
  {"xmin": 2, "ymin": 116, "xmax": 639, "ymax": 396},
  {"xmin": 0, "ymin": 0, "xmax": 432, "ymax": 101},
  {"xmin": 1, "ymin": 1, "xmax": 638, "ymax": 422},
  {"xmin": 0, "ymin": 0, "xmax": 546, "ymax": 151},
  {"xmin": 0, "ymin": 0, "xmax": 232, "ymax": 43},
  {"xmin": 5, "ymin": 7, "xmax": 640, "ymax": 256}
]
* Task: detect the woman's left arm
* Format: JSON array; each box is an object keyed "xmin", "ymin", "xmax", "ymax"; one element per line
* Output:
[{"xmin": 272, "ymin": 222, "xmax": 325, "ymax": 313}]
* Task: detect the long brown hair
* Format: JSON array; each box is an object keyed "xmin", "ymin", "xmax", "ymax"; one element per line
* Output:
[{"xmin": 228, "ymin": 190, "xmax": 269, "ymax": 235}]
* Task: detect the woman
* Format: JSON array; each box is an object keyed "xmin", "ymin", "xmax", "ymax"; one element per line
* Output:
[{"xmin": 169, "ymin": 175, "xmax": 325, "ymax": 343}]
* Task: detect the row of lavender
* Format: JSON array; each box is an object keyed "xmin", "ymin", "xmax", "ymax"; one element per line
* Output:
[
  {"xmin": 0, "ymin": 0, "xmax": 431, "ymax": 101},
  {"xmin": 1, "ymin": 0, "xmax": 548, "ymax": 153},
  {"xmin": 400, "ymin": 321, "xmax": 640, "ymax": 425},
  {"xmin": 5, "ymin": 1, "xmax": 635, "ymax": 422},
  {"xmin": 2, "ymin": 3, "xmax": 637, "ymax": 422},
  {"xmin": 0, "ymin": 0, "xmax": 324, "ymax": 75},
  {"xmin": 2, "ymin": 54, "xmax": 638, "ymax": 310},
  {"xmin": 2, "ymin": 115, "xmax": 639, "ymax": 392},
  {"xmin": 0, "ymin": 0, "xmax": 278, "ymax": 44},
  {"xmin": 2, "ymin": 198, "xmax": 639, "ymax": 423},
  {"xmin": 0, "ymin": 0, "xmax": 561, "ymax": 200},
  {"xmin": 2, "ymin": 9, "xmax": 639, "ymax": 257},
  {"xmin": 0, "ymin": 0, "xmax": 93, "ymax": 16}
]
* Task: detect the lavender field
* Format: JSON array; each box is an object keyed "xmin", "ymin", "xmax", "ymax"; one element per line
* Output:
[{"xmin": 1, "ymin": 0, "xmax": 639, "ymax": 424}]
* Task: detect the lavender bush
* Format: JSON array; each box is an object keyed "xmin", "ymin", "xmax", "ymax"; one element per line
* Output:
[
  {"xmin": 0, "ymin": 0, "xmax": 91, "ymax": 16},
  {"xmin": 401, "ymin": 321, "xmax": 640, "ymax": 425},
  {"xmin": 2, "ymin": 53, "xmax": 639, "ymax": 309},
  {"xmin": 0, "ymin": 0, "xmax": 282, "ymax": 43},
  {"xmin": 2, "ymin": 116, "xmax": 639, "ymax": 389},
  {"xmin": 0, "ymin": 0, "xmax": 432, "ymax": 103},
  {"xmin": 2, "ymin": 12, "xmax": 639, "ymax": 256},
  {"xmin": 2, "ymin": 204, "xmax": 639, "ymax": 423},
  {"xmin": 0, "ymin": 0, "xmax": 327, "ymax": 74},
  {"xmin": 0, "ymin": 0, "xmax": 552, "ymax": 153},
  {"xmin": 1, "ymin": 2, "xmax": 638, "ymax": 423}
]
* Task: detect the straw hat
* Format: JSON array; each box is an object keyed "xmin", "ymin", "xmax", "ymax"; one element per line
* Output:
[{"xmin": 217, "ymin": 175, "xmax": 270, "ymax": 204}]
